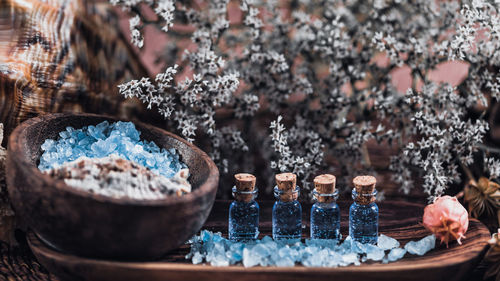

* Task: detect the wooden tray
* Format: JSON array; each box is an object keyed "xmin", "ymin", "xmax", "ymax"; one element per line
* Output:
[{"xmin": 28, "ymin": 200, "xmax": 491, "ymax": 281}]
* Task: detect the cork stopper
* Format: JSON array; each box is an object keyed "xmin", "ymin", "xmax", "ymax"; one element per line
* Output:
[
  {"xmin": 234, "ymin": 173, "xmax": 256, "ymax": 202},
  {"xmin": 353, "ymin": 175, "xmax": 376, "ymax": 205},
  {"xmin": 314, "ymin": 174, "xmax": 336, "ymax": 203},
  {"xmin": 275, "ymin": 173, "xmax": 298, "ymax": 202}
]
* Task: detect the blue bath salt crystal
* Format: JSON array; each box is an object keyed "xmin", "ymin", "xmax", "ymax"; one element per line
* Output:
[
  {"xmin": 38, "ymin": 121, "xmax": 187, "ymax": 179},
  {"xmin": 365, "ymin": 244, "xmax": 385, "ymax": 261},
  {"xmin": 186, "ymin": 231, "xmax": 435, "ymax": 267},
  {"xmin": 388, "ymin": 248, "xmax": 407, "ymax": 262},
  {"xmin": 404, "ymin": 234, "xmax": 436, "ymax": 256},
  {"xmin": 192, "ymin": 252, "xmax": 203, "ymax": 264},
  {"xmin": 377, "ymin": 234, "xmax": 400, "ymax": 250}
]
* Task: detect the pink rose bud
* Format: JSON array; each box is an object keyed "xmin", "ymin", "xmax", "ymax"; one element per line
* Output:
[{"xmin": 423, "ymin": 195, "xmax": 469, "ymax": 247}]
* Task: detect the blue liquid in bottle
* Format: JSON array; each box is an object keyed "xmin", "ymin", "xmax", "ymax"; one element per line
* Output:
[
  {"xmin": 310, "ymin": 175, "xmax": 340, "ymax": 240},
  {"xmin": 311, "ymin": 203, "xmax": 341, "ymax": 239},
  {"xmin": 349, "ymin": 189, "xmax": 378, "ymax": 244},
  {"xmin": 272, "ymin": 185, "xmax": 302, "ymax": 241},
  {"xmin": 228, "ymin": 177, "xmax": 259, "ymax": 241},
  {"xmin": 311, "ymin": 201, "xmax": 340, "ymax": 239}
]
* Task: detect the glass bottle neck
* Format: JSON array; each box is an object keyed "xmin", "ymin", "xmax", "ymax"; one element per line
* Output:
[
  {"xmin": 313, "ymin": 188, "xmax": 339, "ymax": 203},
  {"xmin": 273, "ymin": 185, "xmax": 300, "ymax": 202},
  {"xmin": 351, "ymin": 189, "xmax": 377, "ymax": 205},
  {"xmin": 314, "ymin": 201, "xmax": 338, "ymax": 208},
  {"xmin": 232, "ymin": 186, "xmax": 258, "ymax": 202}
]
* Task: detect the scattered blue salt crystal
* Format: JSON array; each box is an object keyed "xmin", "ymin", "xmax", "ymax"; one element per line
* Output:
[
  {"xmin": 404, "ymin": 235, "xmax": 436, "ymax": 256},
  {"xmin": 253, "ymin": 244, "xmax": 272, "ymax": 260},
  {"xmin": 340, "ymin": 235, "xmax": 354, "ymax": 253},
  {"xmin": 201, "ymin": 230, "xmax": 213, "ymax": 242},
  {"xmin": 212, "ymin": 257, "xmax": 230, "ymax": 267},
  {"xmin": 378, "ymin": 234, "xmax": 400, "ymax": 250},
  {"xmin": 302, "ymin": 255, "xmax": 320, "ymax": 267},
  {"xmin": 326, "ymin": 251, "xmax": 343, "ymax": 267},
  {"xmin": 38, "ymin": 121, "xmax": 187, "ymax": 179},
  {"xmin": 365, "ymin": 244, "xmax": 385, "ymax": 261},
  {"xmin": 243, "ymin": 248, "xmax": 260, "ymax": 268},
  {"xmin": 351, "ymin": 240, "xmax": 368, "ymax": 254},
  {"xmin": 192, "ymin": 252, "xmax": 203, "ymax": 264},
  {"xmin": 278, "ymin": 246, "xmax": 292, "ymax": 258},
  {"xmin": 316, "ymin": 249, "xmax": 329, "ymax": 264},
  {"xmin": 228, "ymin": 243, "xmax": 244, "ymax": 263},
  {"xmin": 388, "ymin": 248, "xmax": 407, "ymax": 262},
  {"xmin": 341, "ymin": 253, "xmax": 360, "ymax": 266},
  {"xmin": 275, "ymin": 257, "xmax": 295, "ymax": 267},
  {"xmin": 261, "ymin": 236, "xmax": 273, "ymax": 243},
  {"xmin": 187, "ymin": 231, "xmax": 434, "ymax": 267}
]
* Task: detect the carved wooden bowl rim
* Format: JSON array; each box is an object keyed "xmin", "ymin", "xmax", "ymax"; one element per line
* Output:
[{"xmin": 7, "ymin": 112, "xmax": 219, "ymax": 206}]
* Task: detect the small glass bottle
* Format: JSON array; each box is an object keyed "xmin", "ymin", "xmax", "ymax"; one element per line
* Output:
[
  {"xmin": 272, "ymin": 173, "xmax": 302, "ymax": 241},
  {"xmin": 310, "ymin": 174, "xmax": 340, "ymax": 240},
  {"xmin": 228, "ymin": 173, "xmax": 260, "ymax": 241},
  {"xmin": 349, "ymin": 175, "xmax": 379, "ymax": 244}
]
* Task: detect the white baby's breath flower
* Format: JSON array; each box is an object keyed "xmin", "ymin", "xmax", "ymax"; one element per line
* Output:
[
  {"xmin": 129, "ymin": 15, "xmax": 144, "ymax": 48},
  {"xmin": 112, "ymin": 0, "xmax": 500, "ymax": 199},
  {"xmin": 155, "ymin": 0, "xmax": 176, "ymax": 32}
]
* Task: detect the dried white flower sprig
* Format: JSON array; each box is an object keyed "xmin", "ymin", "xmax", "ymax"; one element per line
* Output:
[{"xmin": 111, "ymin": 0, "xmax": 500, "ymax": 199}]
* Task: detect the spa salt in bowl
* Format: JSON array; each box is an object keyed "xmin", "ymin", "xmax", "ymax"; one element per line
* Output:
[
  {"xmin": 6, "ymin": 113, "xmax": 218, "ymax": 260},
  {"xmin": 39, "ymin": 120, "xmax": 192, "ymax": 200}
]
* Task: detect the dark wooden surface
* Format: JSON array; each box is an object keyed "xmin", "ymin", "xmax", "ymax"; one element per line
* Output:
[{"xmin": 26, "ymin": 200, "xmax": 491, "ymax": 281}]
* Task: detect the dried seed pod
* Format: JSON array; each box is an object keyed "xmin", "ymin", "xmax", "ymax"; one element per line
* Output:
[{"xmin": 423, "ymin": 196, "xmax": 469, "ymax": 247}]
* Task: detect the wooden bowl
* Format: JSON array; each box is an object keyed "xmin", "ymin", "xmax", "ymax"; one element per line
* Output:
[{"xmin": 6, "ymin": 113, "xmax": 219, "ymax": 260}]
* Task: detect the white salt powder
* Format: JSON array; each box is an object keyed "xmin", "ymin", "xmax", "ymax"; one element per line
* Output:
[{"xmin": 46, "ymin": 154, "xmax": 191, "ymax": 200}]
